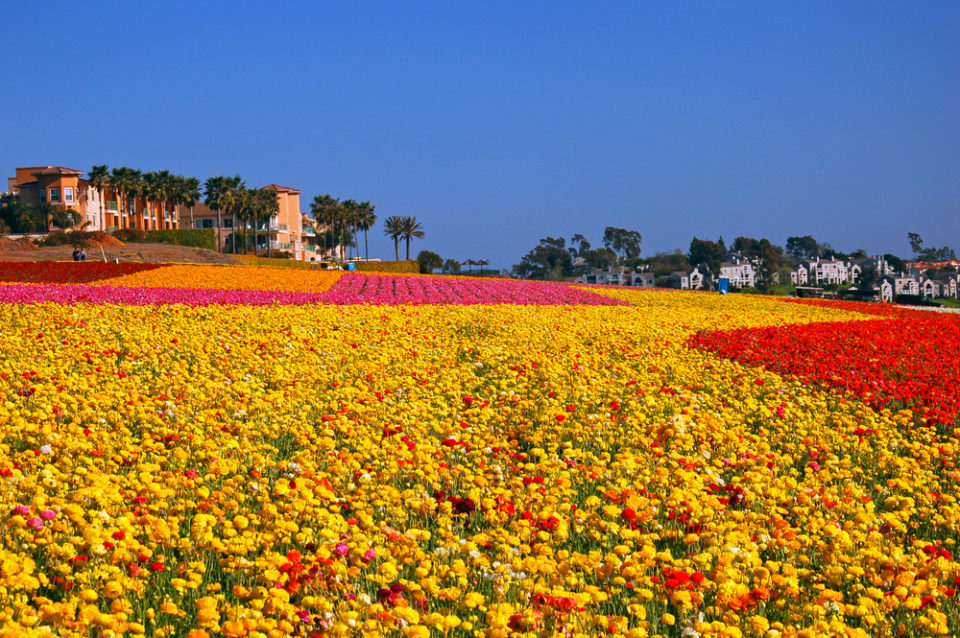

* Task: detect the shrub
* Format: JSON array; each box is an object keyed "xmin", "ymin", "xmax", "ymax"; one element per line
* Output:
[
  {"xmin": 112, "ymin": 228, "xmax": 147, "ymax": 243},
  {"xmin": 355, "ymin": 260, "xmax": 418, "ymax": 274},
  {"xmin": 234, "ymin": 256, "xmax": 318, "ymax": 270},
  {"xmin": 111, "ymin": 228, "xmax": 216, "ymax": 251}
]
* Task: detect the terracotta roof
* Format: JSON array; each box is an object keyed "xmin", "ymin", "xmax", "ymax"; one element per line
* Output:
[
  {"xmin": 32, "ymin": 166, "xmax": 83, "ymax": 177},
  {"xmin": 262, "ymin": 184, "xmax": 302, "ymax": 194}
]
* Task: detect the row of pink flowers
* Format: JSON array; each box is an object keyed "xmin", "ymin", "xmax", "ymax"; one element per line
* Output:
[
  {"xmin": 318, "ymin": 274, "xmax": 626, "ymax": 305},
  {"xmin": 0, "ymin": 275, "xmax": 627, "ymax": 306},
  {"xmin": 0, "ymin": 284, "xmax": 330, "ymax": 306}
]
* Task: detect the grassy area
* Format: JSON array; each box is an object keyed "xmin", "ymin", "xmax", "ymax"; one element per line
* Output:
[{"xmin": 936, "ymin": 297, "xmax": 960, "ymax": 308}]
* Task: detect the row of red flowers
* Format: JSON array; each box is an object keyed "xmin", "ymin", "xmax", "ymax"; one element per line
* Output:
[
  {"xmin": 0, "ymin": 261, "xmax": 164, "ymax": 284},
  {"xmin": 689, "ymin": 308, "xmax": 960, "ymax": 426}
]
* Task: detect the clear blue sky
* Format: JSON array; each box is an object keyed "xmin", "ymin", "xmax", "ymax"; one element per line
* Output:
[{"xmin": 2, "ymin": 1, "xmax": 957, "ymax": 267}]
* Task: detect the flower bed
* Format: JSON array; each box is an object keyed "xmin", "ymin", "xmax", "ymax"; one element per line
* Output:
[
  {"xmin": 0, "ymin": 283, "xmax": 330, "ymax": 306},
  {"xmin": 689, "ymin": 309, "xmax": 960, "ymax": 426},
  {"xmin": 0, "ymin": 261, "xmax": 164, "ymax": 284},
  {"xmin": 0, "ymin": 279, "xmax": 958, "ymax": 637},
  {"xmin": 322, "ymin": 273, "xmax": 626, "ymax": 305},
  {"xmin": 97, "ymin": 264, "xmax": 344, "ymax": 293}
]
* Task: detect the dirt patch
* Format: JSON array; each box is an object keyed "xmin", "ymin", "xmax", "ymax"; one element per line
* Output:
[
  {"xmin": 0, "ymin": 241, "xmax": 242, "ymax": 265},
  {"xmin": 90, "ymin": 233, "xmax": 125, "ymax": 247},
  {"xmin": 0, "ymin": 237, "xmax": 39, "ymax": 251}
]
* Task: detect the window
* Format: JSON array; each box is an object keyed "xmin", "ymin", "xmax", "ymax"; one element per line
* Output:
[
  {"xmin": 64, "ymin": 187, "xmax": 74, "ymax": 202},
  {"xmin": 195, "ymin": 219, "xmax": 215, "ymax": 229},
  {"xmin": 105, "ymin": 200, "xmax": 118, "ymax": 211},
  {"xmin": 50, "ymin": 187, "xmax": 60, "ymax": 202},
  {"xmin": 223, "ymin": 218, "xmax": 233, "ymax": 228}
]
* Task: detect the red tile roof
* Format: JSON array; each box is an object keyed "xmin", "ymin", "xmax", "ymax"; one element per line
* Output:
[
  {"xmin": 262, "ymin": 184, "xmax": 302, "ymax": 194},
  {"xmin": 32, "ymin": 166, "xmax": 84, "ymax": 177}
]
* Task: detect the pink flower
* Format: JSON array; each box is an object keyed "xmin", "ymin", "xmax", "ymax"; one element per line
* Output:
[
  {"xmin": 39, "ymin": 509, "xmax": 57, "ymax": 520},
  {"xmin": 334, "ymin": 542, "xmax": 349, "ymax": 557},
  {"xmin": 184, "ymin": 469, "xmax": 198, "ymax": 478},
  {"xmin": 26, "ymin": 517, "xmax": 44, "ymax": 531},
  {"xmin": 362, "ymin": 549, "xmax": 377, "ymax": 562},
  {"xmin": 12, "ymin": 505, "xmax": 30, "ymax": 517}
]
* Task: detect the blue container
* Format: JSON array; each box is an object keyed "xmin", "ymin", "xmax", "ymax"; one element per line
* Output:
[
  {"xmin": 346, "ymin": 262, "xmax": 356, "ymax": 271},
  {"xmin": 718, "ymin": 277, "xmax": 729, "ymax": 294}
]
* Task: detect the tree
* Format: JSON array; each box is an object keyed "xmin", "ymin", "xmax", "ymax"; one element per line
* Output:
[
  {"xmin": 340, "ymin": 199, "xmax": 359, "ymax": 260},
  {"xmin": 512, "ymin": 236, "xmax": 573, "ymax": 280},
  {"xmin": 50, "ymin": 206, "xmax": 81, "ymax": 230},
  {"xmin": 568, "ymin": 233, "xmax": 591, "ymax": 261},
  {"xmin": 253, "ymin": 188, "xmax": 279, "ymax": 257},
  {"xmin": 602, "ymin": 227, "xmax": 642, "ymax": 264},
  {"xmin": 907, "ymin": 232, "xmax": 957, "ymax": 262},
  {"xmin": 688, "ymin": 237, "xmax": 725, "ymax": 275},
  {"xmin": 417, "ymin": 250, "xmax": 443, "ymax": 274},
  {"xmin": 88, "ymin": 165, "xmax": 109, "ymax": 231},
  {"xmin": 850, "ymin": 248, "xmax": 869, "ymax": 260},
  {"xmin": 204, "ymin": 176, "xmax": 230, "ymax": 252},
  {"xmin": 383, "ymin": 215, "xmax": 404, "ymax": 261},
  {"xmin": 310, "ymin": 195, "xmax": 339, "ymax": 260},
  {"xmin": 442, "ymin": 258, "xmax": 461, "ymax": 274},
  {"xmin": 355, "ymin": 201, "xmax": 377, "ymax": 260},
  {"xmin": 732, "ymin": 236, "xmax": 784, "ymax": 287},
  {"xmin": 908, "ymin": 232, "xmax": 925, "ymax": 256},
  {"xmin": 398, "ymin": 216, "xmax": 425, "ymax": 260},
  {"xmin": 176, "ymin": 176, "xmax": 201, "ymax": 228},
  {"xmin": 858, "ymin": 263, "xmax": 879, "ymax": 291},
  {"xmin": 109, "ymin": 167, "xmax": 140, "ymax": 229},
  {"xmin": 884, "ymin": 253, "xmax": 906, "ymax": 275},
  {"xmin": 224, "ymin": 176, "xmax": 245, "ymax": 254},
  {"xmin": 785, "ymin": 235, "xmax": 820, "ymax": 260}
]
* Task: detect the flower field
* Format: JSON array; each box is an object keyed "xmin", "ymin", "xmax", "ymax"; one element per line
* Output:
[{"xmin": 0, "ymin": 264, "xmax": 958, "ymax": 638}]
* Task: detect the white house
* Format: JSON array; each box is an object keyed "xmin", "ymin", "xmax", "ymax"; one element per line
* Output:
[{"xmin": 719, "ymin": 261, "xmax": 756, "ymax": 289}]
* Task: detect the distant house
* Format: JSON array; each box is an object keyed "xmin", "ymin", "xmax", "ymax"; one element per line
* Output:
[
  {"xmin": 805, "ymin": 258, "xmax": 849, "ymax": 285},
  {"xmin": 630, "ymin": 271, "xmax": 656, "ymax": 288},
  {"xmin": 889, "ymin": 275, "xmax": 919, "ymax": 296},
  {"xmin": 879, "ymin": 277, "xmax": 895, "ymax": 303},
  {"xmin": 719, "ymin": 261, "xmax": 755, "ymax": 289},
  {"xmin": 929, "ymin": 273, "xmax": 958, "ymax": 298},
  {"xmin": 669, "ymin": 265, "xmax": 705, "ymax": 290},
  {"xmin": 791, "ymin": 264, "xmax": 809, "ymax": 286}
]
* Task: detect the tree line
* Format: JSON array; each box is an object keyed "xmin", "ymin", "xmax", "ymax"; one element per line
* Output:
[
  {"xmin": 2, "ymin": 165, "xmax": 430, "ymax": 261},
  {"xmin": 513, "ymin": 230, "xmax": 956, "ymax": 284}
]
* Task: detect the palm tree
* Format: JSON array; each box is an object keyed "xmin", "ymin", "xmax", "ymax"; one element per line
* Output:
[
  {"xmin": 143, "ymin": 171, "xmax": 161, "ymax": 230},
  {"xmin": 204, "ymin": 176, "xmax": 230, "ymax": 252},
  {"xmin": 383, "ymin": 215, "xmax": 404, "ymax": 261},
  {"xmin": 356, "ymin": 201, "xmax": 377, "ymax": 260},
  {"xmin": 340, "ymin": 199, "xmax": 360, "ymax": 260},
  {"xmin": 255, "ymin": 188, "xmax": 279, "ymax": 258},
  {"xmin": 399, "ymin": 216, "xmax": 425, "ymax": 260},
  {"xmin": 125, "ymin": 170, "xmax": 144, "ymax": 229},
  {"xmin": 88, "ymin": 165, "xmax": 109, "ymax": 231},
  {"xmin": 223, "ymin": 176, "xmax": 245, "ymax": 253},
  {"xmin": 153, "ymin": 169, "xmax": 174, "ymax": 229},
  {"xmin": 177, "ymin": 176, "xmax": 201, "ymax": 228},
  {"xmin": 110, "ymin": 167, "xmax": 140, "ymax": 229},
  {"xmin": 310, "ymin": 194, "xmax": 340, "ymax": 261}
]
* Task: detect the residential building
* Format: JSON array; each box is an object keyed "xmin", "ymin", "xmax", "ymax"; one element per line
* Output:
[
  {"xmin": 804, "ymin": 258, "xmax": 849, "ymax": 285},
  {"xmin": 718, "ymin": 261, "xmax": 756, "ymax": 289},
  {"xmin": 8, "ymin": 165, "xmax": 178, "ymax": 231},
  {"xmin": 188, "ymin": 184, "xmax": 327, "ymax": 261}
]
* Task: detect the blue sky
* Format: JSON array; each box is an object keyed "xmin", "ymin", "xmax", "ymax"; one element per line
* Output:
[{"xmin": 2, "ymin": 1, "xmax": 957, "ymax": 267}]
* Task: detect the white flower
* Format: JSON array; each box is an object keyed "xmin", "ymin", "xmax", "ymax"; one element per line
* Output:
[{"xmin": 39, "ymin": 445, "xmax": 53, "ymax": 454}]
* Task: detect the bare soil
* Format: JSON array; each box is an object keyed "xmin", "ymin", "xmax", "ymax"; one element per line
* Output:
[{"xmin": 0, "ymin": 240, "xmax": 242, "ymax": 265}]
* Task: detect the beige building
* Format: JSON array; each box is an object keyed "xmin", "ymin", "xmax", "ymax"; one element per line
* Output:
[{"xmin": 187, "ymin": 184, "xmax": 325, "ymax": 261}]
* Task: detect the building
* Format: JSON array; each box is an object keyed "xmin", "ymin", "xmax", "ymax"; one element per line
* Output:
[
  {"xmin": 7, "ymin": 165, "xmax": 178, "ymax": 232},
  {"xmin": 719, "ymin": 261, "xmax": 756, "ymax": 289},
  {"xmin": 188, "ymin": 184, "xmax": 325, "ymax": 261}
]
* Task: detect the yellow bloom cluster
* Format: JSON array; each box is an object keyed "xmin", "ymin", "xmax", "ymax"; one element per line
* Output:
[
  {"xmin": 0, "ymin": 285, "xmax": 957, "ymax": 637},
  {"xmin": 96, "ymin": 265, "xmax": 344, "ymax": 293}
]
